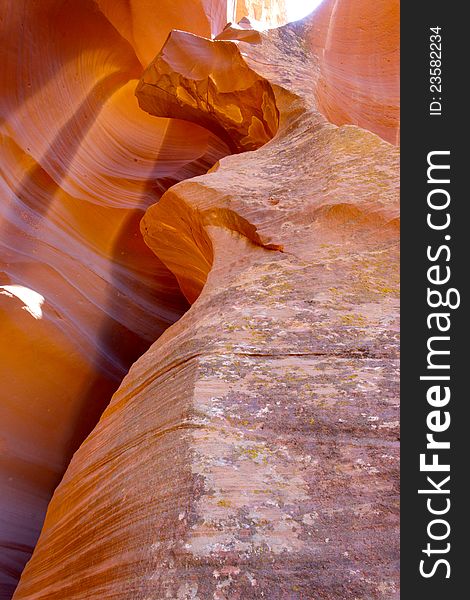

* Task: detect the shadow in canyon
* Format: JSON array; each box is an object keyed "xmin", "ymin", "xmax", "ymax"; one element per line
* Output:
[{"xmin": 1, "ymin": 111, "xmax": 229, "ymax": 598}]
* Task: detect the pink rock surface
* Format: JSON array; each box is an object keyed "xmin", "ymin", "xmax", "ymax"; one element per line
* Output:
[
  {"xmin": 11, "ymin": 3, "xmax": 398, "ymax": 600},
  {"xmin": 1, "ymin": 1, "xmax": 399, "ymax": 598}
]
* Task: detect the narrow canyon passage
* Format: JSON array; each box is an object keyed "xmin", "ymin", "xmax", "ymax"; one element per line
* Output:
[
  {"xmin": 0, "ymin": 2, "xmax": 282, "ymax": 596},
  {"xmin": 0, "ymin": 113, "xmax": 227, "ymax": 598},
  {"xmin": 1, "ymin": 1, "xmax": 399, "ymax": 598}
]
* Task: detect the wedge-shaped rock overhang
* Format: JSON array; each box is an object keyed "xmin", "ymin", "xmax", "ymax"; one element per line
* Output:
[{"xmin": 136, "ymin": 31, "xmax": 279, "ymax": 153}]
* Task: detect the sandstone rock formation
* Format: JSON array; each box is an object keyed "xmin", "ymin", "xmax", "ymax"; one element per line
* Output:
[
  {"xmin": 1, "ymin": 1, "xmax": 399, "ymax": 598},
  {"xmin": 306, "ymin": 0, "xmax": 400, "ymax": 144},
  {"xmin": 136, "ymin": 31, "xmax": 280, "ymax": 155},
  {"xmin": 231, "ymin": 0, "xmax": 287, "ymax": 26}
]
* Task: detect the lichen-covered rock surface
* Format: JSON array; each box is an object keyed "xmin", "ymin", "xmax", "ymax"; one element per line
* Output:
[{"xmin": 1, "ymin": 1, "xmax": 399, "ymax": 598}]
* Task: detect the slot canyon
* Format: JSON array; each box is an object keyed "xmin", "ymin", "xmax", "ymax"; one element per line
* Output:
[{"xmin": 0, "ymin": 1, "xmax": 399, "ymax": 598}]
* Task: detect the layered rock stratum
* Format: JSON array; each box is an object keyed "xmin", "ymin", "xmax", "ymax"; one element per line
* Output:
[{"xmin": 0, "ymin": 1, "xmax": 399, "ymax": 598}]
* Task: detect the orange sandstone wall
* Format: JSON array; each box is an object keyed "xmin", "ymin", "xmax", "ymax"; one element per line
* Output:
[
  {"xmin": 0, "ymin": 1, "xmax": 232, "ymax": 596},
  {"xmin": 306, "ymin": 0, "xmax": 400, "ymax": 143},
  {"xmin": 233, "ymin": 0, "xmax": 288, "ymax": 25},
  {"xmin": 1, "ymin": 1, "xmax": 399, "ymax": 598}
]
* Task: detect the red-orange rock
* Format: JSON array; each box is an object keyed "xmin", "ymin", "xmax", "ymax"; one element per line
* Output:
[
  {"xmin": 233, "ymin": 0, "xmax": 287, "ymax": 26},
  {"xmin": 233, "ymin": 0, "xmax": 399, "ymax": 144},
  {"xmin": 307, "ymin": 0, "xmax": 400, "ymax": 143},
  {"xmin": 136, "ymin": 31, "xmax": 279, "ymax": 154},
  {"xmin": 9, "ymin": 1, "xmax": 399, "ymax": 599},
  {"xmin": 0, "ymin": 1, "xmax": 231, "ymax": 596}
]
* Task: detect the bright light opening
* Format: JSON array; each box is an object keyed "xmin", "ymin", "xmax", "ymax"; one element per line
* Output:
[
  {"xmin": 0, "ymin": 285, "xmax": 45, "ymax": 320},
  {"xmin": 286, "ymin": 0, "xmax": 324, "ymax": 23}
]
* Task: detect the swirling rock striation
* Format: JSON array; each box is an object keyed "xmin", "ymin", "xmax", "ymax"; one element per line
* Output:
[
  {"xmin": 0, "ymin": 0, "xmax": 244, "ymax": 596},
  {"xmin": 11, "ymin": 1, "xmax": 399, "ymax": 599}
]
